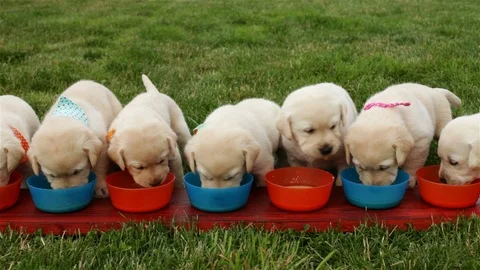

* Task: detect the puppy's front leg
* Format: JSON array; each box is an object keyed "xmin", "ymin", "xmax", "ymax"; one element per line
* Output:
[
  {"xmin": 403, "ymin": 138, "xmax": 432, "ymax": 189},
  {"xmin": 335, "ymin": 162, "xmax": 348, "ymax": 186},
  {"xmin": 169, "ymin": 147, "xmax": 185, "ymax": 188},
  {"xmin": 93, "ymin": 145, "xmax": 110, "ymax": 198}
]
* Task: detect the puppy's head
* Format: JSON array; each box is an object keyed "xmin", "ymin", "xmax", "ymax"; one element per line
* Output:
[
  {"xmin": 277, "ymin": 98, "xmax": 347, "ymax": 160},
  {"xmin": 185, "ymin": 128, "xmax": 260, "ymax": 188},
  {"xmin": 438, "ymin": 128, "xmax": 480, "ymax": 185},
  {"xmin": 28, "ymin": 119, "xmax": 102, "ymax": 189},
  {"xmin": 0, "ymin": 127, "xmax": 26, "ymax": 186},
  {"xmin": 345, "ymin": 124, "xmax": 414, "ymax": 186},
  {"xmin": 108, "ymin": 122, "xmax": 176, "ymax": 188}
]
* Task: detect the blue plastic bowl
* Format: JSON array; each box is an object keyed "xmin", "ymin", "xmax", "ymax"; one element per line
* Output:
[
  {"xmin": 184, "ymin": 172, "xmax": 254, "ymax": 213},
  {"xmin": 341, "ymin": 167, "xmax": 409, "ymax": 209},
  {"xmin": 27, "ymin": 173, "xmax": 96, "ymax": 213}
]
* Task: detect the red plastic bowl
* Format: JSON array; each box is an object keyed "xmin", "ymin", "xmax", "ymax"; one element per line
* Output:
[
  {"xmin": 0, "ymin": 171, "xmax": 22, "ymax": 211},
  {"xmin": 106, "ymin": 171, "xmax": 175, "ymax": 213},
  {"xmin": 265, "ymin": 167, "xmax": 334, "ymax": 212},
  {"xmin": 417, "ymin": 165, "xmax": 480, "ymax": 209}
]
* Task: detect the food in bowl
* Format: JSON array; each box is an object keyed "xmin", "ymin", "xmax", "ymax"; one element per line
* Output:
[
  {"xmin": 417, "ymin": 165, "xmax": 480, "ymax": 208},
  {"xmin": 184, "ymin": 172, "xmax": 254, "ymax": 212},
  {"xmin": 265, "ymin": 167, "xmax": 334, "ymax": 212},
  {"xmin": 0, "ymin": 171, "xmax": 23, "ymax": 211},
  {"xmin": 106, "ymin": 171, "xmax": 175, "ymax": 213},
  {"xmin": 341, "ymin": 167, "xmax": 409, "ymax": 209},
  {"xmin": 27, "ymin": 172, "xmax": 96, "ymax": 213}
]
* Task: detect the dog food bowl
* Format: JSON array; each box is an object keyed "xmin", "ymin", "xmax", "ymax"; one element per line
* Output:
[
  {"xmin": 341, "ymin": 167, "xmax": 410, "ymax": 209},
  {"xmin": 0, "ymin": 171, "xmax": 23, "ymax": 211},
  {"xmin": 417, "ymin": 165, "xmax": 480, "ymax": 208},
  {"xmin": 27, "ymin": 173, "xmax": 96, "ymax": 213},
  {"xmin": 265, "ymin": 167, "xmax": 335, "ymax": 212},
  {"xmin": 184, "ymin": 172, "xmax": 254, "ymax": 213},
  {"xmin": 106, "ymin": 171, "xmax": 175, "ymax": 213}
]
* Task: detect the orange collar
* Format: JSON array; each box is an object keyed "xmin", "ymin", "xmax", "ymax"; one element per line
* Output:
[
  {"xmin": 106, "ymin": 129, "xmax": 116, "ymax": 143},
  {"xmin": 8, "ymin": 125, "xmax": 29, "ymax": 163}
]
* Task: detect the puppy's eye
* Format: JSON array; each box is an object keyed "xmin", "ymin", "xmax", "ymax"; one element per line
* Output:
[
  {"xmin": 449, "ymin": 160, "xmax": 458, "ymax": 166},
  {"xmin": 133, "ymin": 166, "xmax": 145, "ymax": 170},
  {"xmin": 379, "ymin": 165, "xmax": 389, "ymax": 171},
  {"xmin": 72, "ymin": 169, "xmax": 82, "ymax": 176},
  {"xmin": 49, "ymin": 174, "xmax": 57, "ymax": 178},
  {"xmin": 225, "ymin": 175, "xmax": 234, "ymax": 181},
  {"xmin": 200, "ymin": 173, "xmax": 212, "ymax": 181},
  {"xmin": 303, "ymin": 128, "xmax": 314, "ymax": 134},
  {"xmin": 157, "ymin": 159, "xmax": 166, "ymax": 165},
  {"xmin": 330, "ymin": 125, "xmax": 336, "ymax": 130},
  {"xmin": 357, "ymin": 165, "xmax": 365, "ymax": 171}
]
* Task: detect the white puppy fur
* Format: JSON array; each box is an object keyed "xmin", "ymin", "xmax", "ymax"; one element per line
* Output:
[
  {"xmin": 108, "ymin": 75, "xmax": 191, "ymax": 188},
  {"xmin": 438, "ymin": 113, "xmax": 480, "ymax": 185},
  {"xmin": 28, "ymin": 81, "xmax": 122, "ymax": 198},
  {"xmin": 185, "ymin": 98, "xmax": 281, "ymax": 188},
  {"xmin": 0, "ymin": 95, "xmax": 40, "ymax": 187},
  {"xmin": 276, "ymin": 83, "xmax": 358, "ymax": 185},
  {"xmin": 345, "ymin": 83, "xmax": 461, "ymax": 188}
]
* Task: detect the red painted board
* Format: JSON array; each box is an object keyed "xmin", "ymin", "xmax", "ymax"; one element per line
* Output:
[{"xmin": 0, "ymin": 187, "xmax": 478, "ymax": 235}]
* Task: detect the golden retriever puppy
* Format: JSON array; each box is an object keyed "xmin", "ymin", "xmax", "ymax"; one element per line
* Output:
[
  {"xmin": 345, "ymin": 83, "xmax": 461, "ymax": 188},
  {"xmin": 276, "ymin": 83, "xmax": 358, "ymax": 185},
  {"xmin": 0, "ymin": 95, "xmax": 40, "ymax": 187},
  {"xmin": 185, "ymin": 99, "xmax": 281, "ymax": 188},
  {"xmin": 438, "ymin": 113, "xmax": 480, "ymax": 185},
  {"xmin": 107, "ymin": 75, "xmax": 191, "ymax": 188},
  {"xmin": 28, "ymin": 81, "xmax": 122, "ymax": 198}
]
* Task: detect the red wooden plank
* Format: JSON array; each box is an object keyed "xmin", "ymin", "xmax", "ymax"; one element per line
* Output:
[{"xmin": 0, "ymin": 188, "xmax": 478, "ymax": 235}]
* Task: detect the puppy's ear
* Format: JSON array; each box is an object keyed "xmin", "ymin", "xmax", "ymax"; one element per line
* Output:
[
  {"xmin": 276, "ymin": 113, "xmax": 294, "ymax": 141},
  {"xmin": 468, "ymin": 141, "xmax": 480, "ymax": 169},
  {"xmin": 241, "ymin": 134, "xmax": 261, "ymax": 173},
  {"xmin": 107, "ymin": 138, "xmax": 126, "ymax": 171},
  {"xmin": 27, "ymin": 146, "xmax": 40, "ymax": 175},
  {"xmin": 83, "ymin": 132, "xmax": 103, "ymax": 168},
  {"xmin": 4, "ymin": 146, "xmax": 24, "ymax": 174},
  {"xmin": 340, "ymin": 104, "xmax": 347, "ymax": 126},
  {"xmin": 392, "ymin": 126, "xmax": 414, "ymax": 167},
  {"xmin": 184, "ymin": 143, "xmax": 196, "ymax": 172},
  {"xmin": 167, "ymin": 135, "xmax": 177, "ymax": 159}
]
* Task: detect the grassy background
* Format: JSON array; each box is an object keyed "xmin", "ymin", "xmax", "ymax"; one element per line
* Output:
[{"xmin": 1, "ymin": 0, "xmax": 480, "ymax": 268}]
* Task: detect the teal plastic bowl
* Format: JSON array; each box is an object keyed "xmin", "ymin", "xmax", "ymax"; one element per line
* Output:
[
  {"xmin": 184, "ymin": 172, "xmax": 254, "ymax": 213},
  {"xmin": 27, "ymin": 173, "xmax": 96, "ymax": 213},
  {"xmin": 341, "ymin": 167, "xmax": 409, "ymax": 209}
]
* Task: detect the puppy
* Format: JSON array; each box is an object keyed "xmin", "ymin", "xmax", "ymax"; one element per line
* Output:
[
  {"xmin": 185, "ymin": 99, "xmax": 281, "ymax": 188},
  {"xmin": 107, "ymin": 75, "xmax": 191, "ymax": 188},
  {"xmin": 438, "ymin": 113, "xmax": 480, "ymax": 185},
  {"xmin": 345, "ymin": 83, "xmax": 461, "ymax": 188},
  {"xmin": 0, "ymin": 95, "xmax": 40, "ymax": 187},
  {"xmin": 28, "ymin": 81, "xmax": 122, "ymax": 198},
  {"xmin": 276, "ymin": 83, "xmax": 358, "ymax": 185}
]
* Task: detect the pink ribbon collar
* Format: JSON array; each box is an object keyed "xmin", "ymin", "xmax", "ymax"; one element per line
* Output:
[{"xmin": 363, "ymin": 102, "xmax": 411, "ymax": 111}]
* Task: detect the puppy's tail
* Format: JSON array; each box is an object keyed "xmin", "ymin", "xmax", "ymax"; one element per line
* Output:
[
  {"xmin": 434, "ymin": 88, "xmax": 462, "ymax": 108},
  {"xmin": 141, "ymin": 74, "xmax": 160, "ymax": 94}
]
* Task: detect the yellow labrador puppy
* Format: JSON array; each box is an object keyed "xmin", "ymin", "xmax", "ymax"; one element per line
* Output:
[
  {"xmin": 28, "ymin": 81, "xmax": 122, "ymax": 198},
  {"xmin": 0, "ymin": 95, "xmax": 40, "ymax": 187},
  {"xmin": 107, "ymin": 75, "xmax": 191, "ymax": 188},
  {"xmin": 345, "ymin": 83, "xmax": 461, "ymax": 188},
  {"xmin": 438, "ymin": 113, "xmax": 480, "ymax": 185},
  {"xmin": 185, "ymin": 99, "xmax": 281, "ymax": 188},
  {"xmin": 276, "ymin": 83, "xmax": 357, "ymax": 185}
]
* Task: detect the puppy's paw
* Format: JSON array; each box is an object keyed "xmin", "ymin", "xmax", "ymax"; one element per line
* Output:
[
  {"xmin": 94, "ymin": 182, "xmax": 110, "ymax": 198},
  {"xmin": 255, "ymin": 175, "xmax": 266, "ymax": 187},
  {"xmin": 408, "ymin": 175, "xmax": 417, "ymax": 189},
  {"xmin": 335, "ymin": 175, "xmax": 343, "ymax": 186},
  {"xmin": 174, "ymin": 180, "xmax": 185, "ymax": 188}
]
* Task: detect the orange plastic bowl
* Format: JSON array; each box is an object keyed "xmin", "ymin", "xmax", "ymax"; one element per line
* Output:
[
  {"xmin": 417, "ymin": 165, "xmax": 480, "ymax": 209},
  {"xmin": 106, "ymin": 171, "xmax": 175, "ymax": 213},
  {"xmin": 265, "ymin": 167, "xmax": 334, "ymax": 212},
  {"xmin": 0, "ymin": 171, "xmax": 22, "ymax": 211}
]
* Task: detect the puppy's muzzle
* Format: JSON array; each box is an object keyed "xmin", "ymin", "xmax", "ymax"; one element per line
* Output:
[
  {"xmin": 319, "ymin": 145, "xmax": 333, "ymax": 156},
  {"xmin": 439, "ymin": 178, "xmax": 447, "ymax": 184}
]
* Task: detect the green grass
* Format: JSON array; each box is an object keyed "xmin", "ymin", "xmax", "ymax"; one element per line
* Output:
[{"xmin": 1, "ymin": 0, "xmax": 480, "ymax": 268}]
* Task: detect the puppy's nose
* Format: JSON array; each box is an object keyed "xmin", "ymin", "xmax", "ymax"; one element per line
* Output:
[
  {"xmin": 319, "ymin": 145, "xmax": 333, "ymax": 155},
  {"xmin": 440, "ymin": 178, "xmax": 447, "ymax": 184}
]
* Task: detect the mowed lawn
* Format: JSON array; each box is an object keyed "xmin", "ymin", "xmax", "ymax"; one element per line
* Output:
[{"xmin": 1, "ymin": 0, "xmax": 480, "ymax": 269}]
